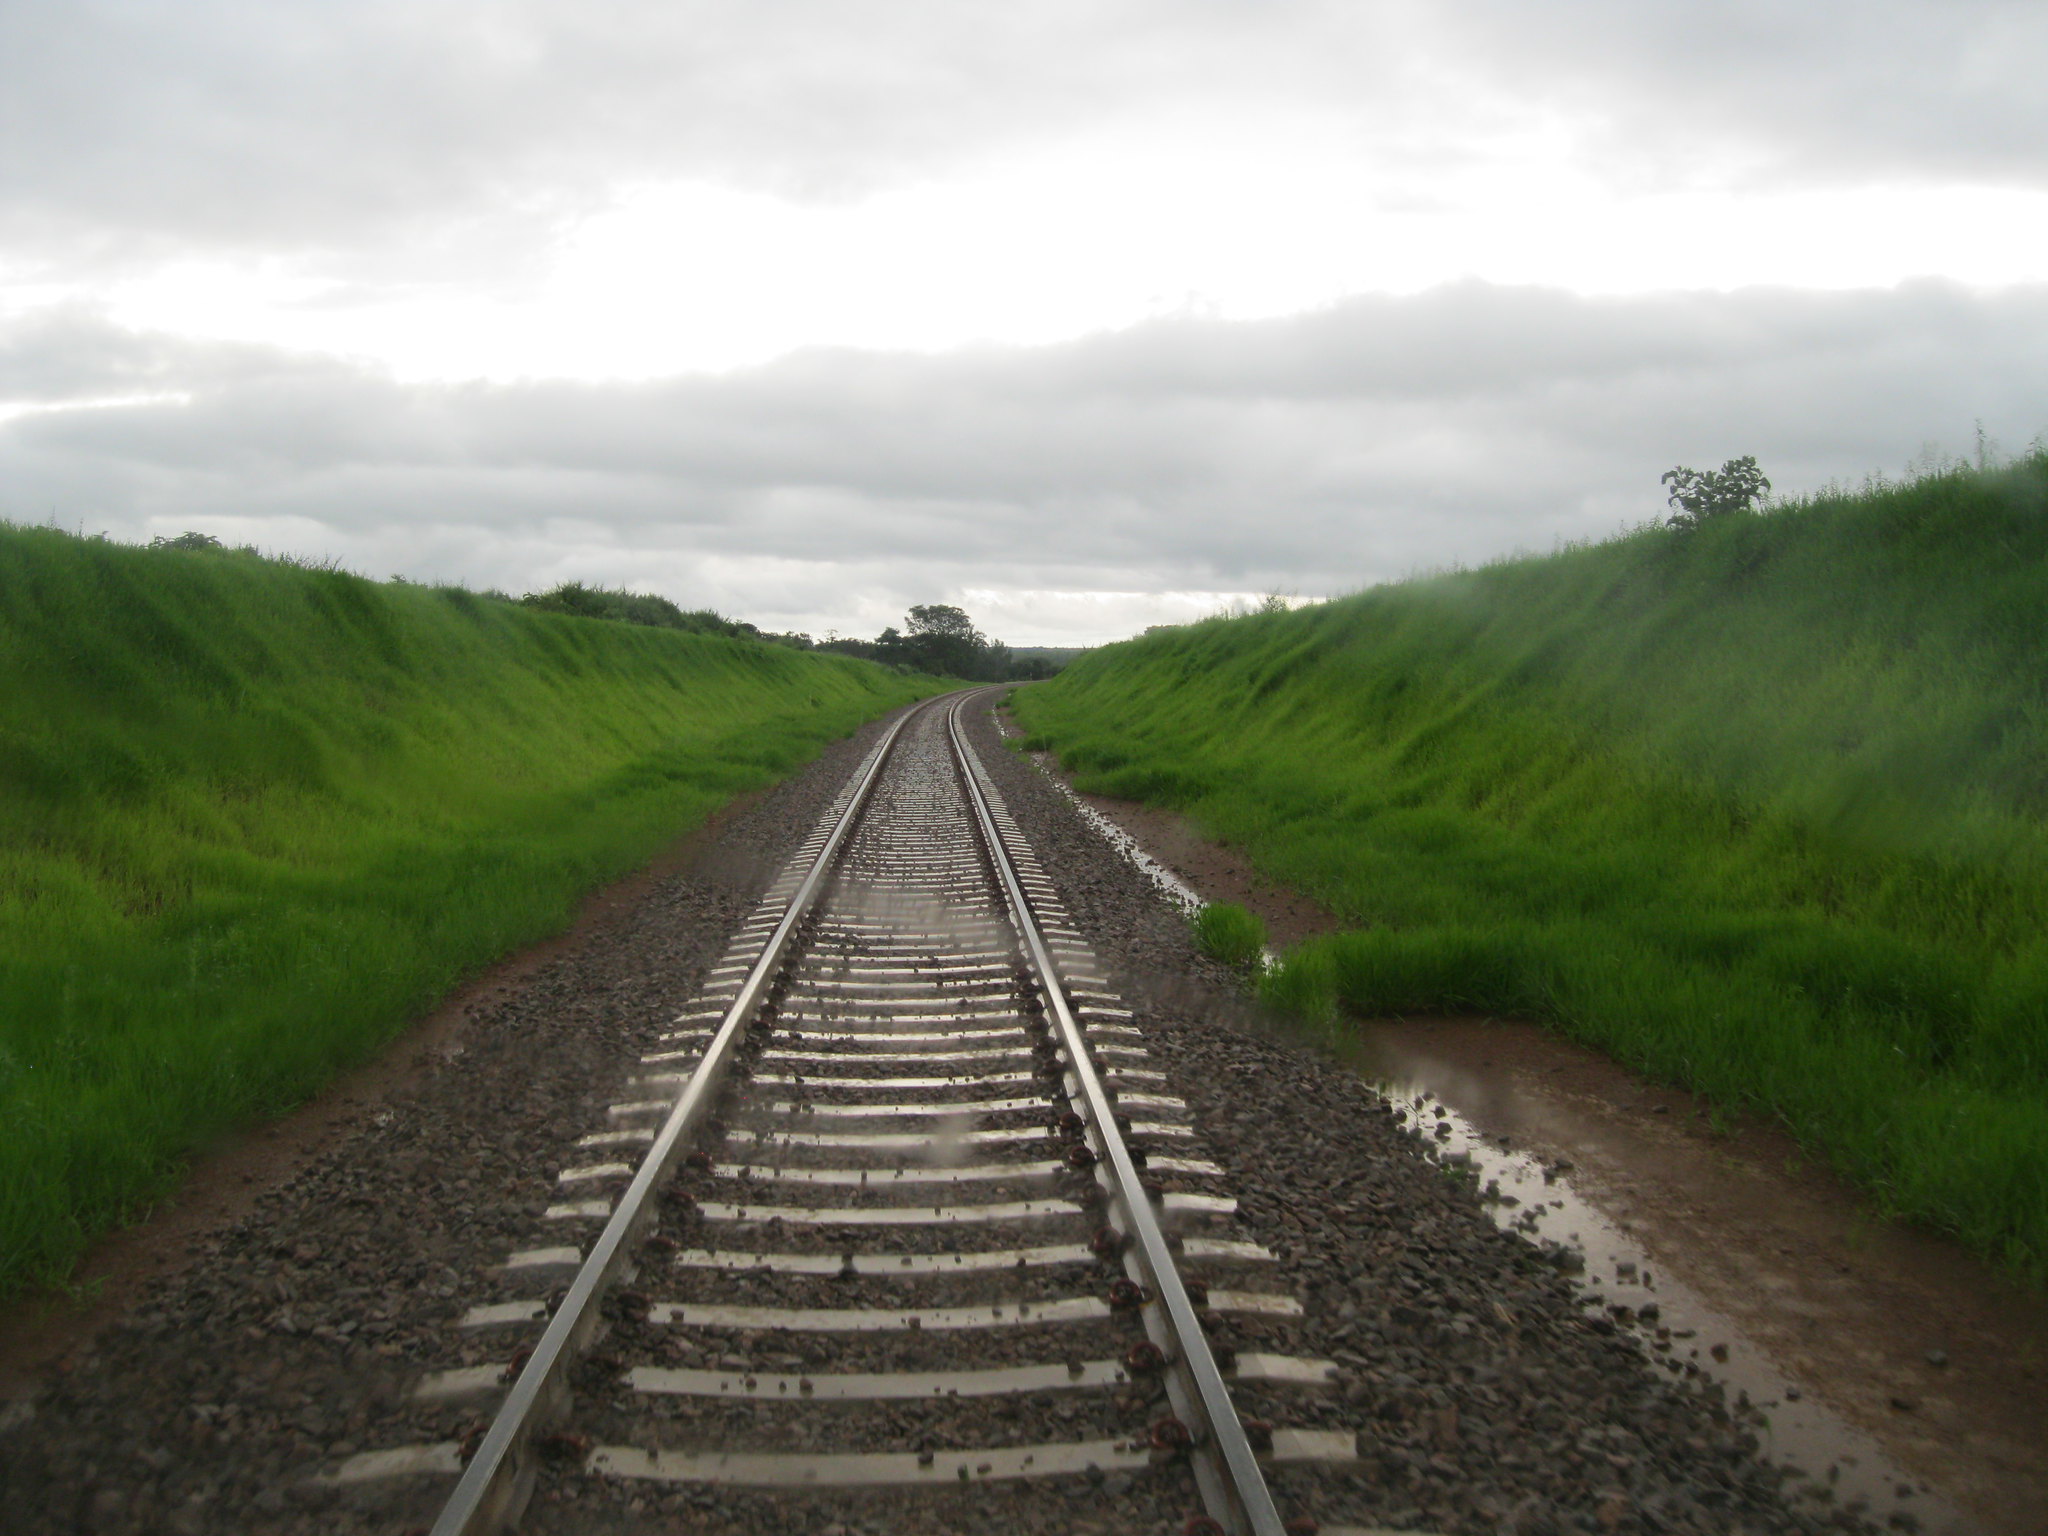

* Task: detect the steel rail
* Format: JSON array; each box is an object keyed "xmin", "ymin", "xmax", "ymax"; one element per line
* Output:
[
  {"xmin": 944, "ymin": 691, "xmax": 1286, "ymax": 1536},
  {"xmin": 427, "ymin": 698, "xmax": 931, "ymax": 1536}
]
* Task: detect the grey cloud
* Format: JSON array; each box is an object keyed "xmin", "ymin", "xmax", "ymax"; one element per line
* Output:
[
  {"xmin": 1, "ymin": 2, "xmax": 2039, "ymax": 265},
  {"xmin": 0, "ymin": 1, "xmax": 1407, "ymax": 260},
  {"xmin": 0, "ymin": 306, "xmax": 290, "ymax": 402},
  {"xmin": 3, "ymin": 281, "xmax": 2044, "ymax": 639},
  {"xmin": 1445, "ymin": 1, "xmax": 2048, "ymax": 188}
]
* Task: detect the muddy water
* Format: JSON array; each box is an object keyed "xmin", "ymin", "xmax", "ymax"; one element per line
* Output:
[
  {"xmin": 1343, "ymin": 1029, "xmax": 1964, "ymax": 1534},
  {"xmin": 1036, "ymin": 770, "xmax": 1208, "ymax": 917},
  {"xmin": 1009, "ymin": 720, "xmax": 2048, "ymax": 1536}
]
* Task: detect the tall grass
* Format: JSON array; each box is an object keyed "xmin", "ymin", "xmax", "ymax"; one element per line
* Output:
[
  {"xmin": 1192, "ymin": 902, "xmax": 1267, "ymax": 970},
  {"xmin": 0, "ymin": 525, "xmax": 937, "ymax": 1293},
  {"xmin": 1015, "ymin": 452, "xmax": 2048, "ymax": 1274}
]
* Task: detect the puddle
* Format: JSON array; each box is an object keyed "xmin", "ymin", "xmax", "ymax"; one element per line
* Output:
[
  {"xmin": 1348, "ymin": 1032, "xmax": 1965, "ymax": 1534},
  {"xmin": 1011, "ymin": 719, "xmax": 1978, "ymax": 1534},
  {"xmin": 1030, "ymin": 759, "xmax": 1207, "ymax": 919}
]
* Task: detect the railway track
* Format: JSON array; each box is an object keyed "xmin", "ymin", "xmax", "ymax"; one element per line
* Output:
[{"xmin": 331, "ymin": 690, "xmax": 1356, "ymax": 1534}]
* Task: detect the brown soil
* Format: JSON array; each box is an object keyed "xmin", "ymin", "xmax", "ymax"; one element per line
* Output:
[
  {"xmin": 0, "ymin": 787, "xmax": 764, "ymax": 1407},
  {"xmin": 1027, "ymin": 733, "xmax": 2048, "ymax": 1536}
]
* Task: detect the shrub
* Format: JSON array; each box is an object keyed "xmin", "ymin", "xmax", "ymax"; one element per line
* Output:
[{"xmin": 1662, "ymin": 456, "xmax": 1771, "ymax": 529}]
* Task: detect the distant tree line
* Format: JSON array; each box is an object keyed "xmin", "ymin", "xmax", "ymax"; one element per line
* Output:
[
  {"xmin": 815, "ymin": 604, "xmax": 1061, "ymax": 681},
  {"xmin": 519, "ymin": 587, "xmax": 1059, "ymax": 679}
]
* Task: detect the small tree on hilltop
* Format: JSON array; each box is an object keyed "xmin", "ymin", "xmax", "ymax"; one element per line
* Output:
[{"xmin": 1661, "ymin": 456, "xmax": 1771, "ymax": 530}]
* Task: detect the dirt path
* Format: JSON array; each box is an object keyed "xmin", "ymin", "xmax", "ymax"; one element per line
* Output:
[{"xmin": 1019, "ymin": 723, "xmax": 2048, "ymax": 1536}]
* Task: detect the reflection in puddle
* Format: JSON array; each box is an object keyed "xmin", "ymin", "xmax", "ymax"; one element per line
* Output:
[{"xmin": 1017, "ymin": 724, "xmax": 1974, "ymax": 1535}]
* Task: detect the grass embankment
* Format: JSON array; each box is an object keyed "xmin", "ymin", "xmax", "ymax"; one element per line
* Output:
[
  {"xmin": 1015, "ymin": 453, "xmax": 2048, "ymax": 1274},
  {"xmin": 0, "ymin": 526, "xmax": 939, "ymax": 1294}
]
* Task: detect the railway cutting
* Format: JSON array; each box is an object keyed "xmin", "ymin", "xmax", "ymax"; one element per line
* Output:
[{"xmin": 1, "ymin": 691, "xmax": 1900, "ymax": 1536}]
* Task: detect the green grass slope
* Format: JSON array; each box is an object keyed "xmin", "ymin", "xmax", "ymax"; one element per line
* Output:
[
  {"xmin": 1014, "ymin": 453, "xmax": 2048, "ymax": 1273},
  {"xmin": 0, "ymin": 525, "xmax": 938, "ymax": 1293}
]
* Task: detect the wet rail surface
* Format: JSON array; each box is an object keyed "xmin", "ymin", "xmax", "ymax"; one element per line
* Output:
[{"xmin": 331, "ymin": 692, "xmax": 1354, "ymax": 1534}]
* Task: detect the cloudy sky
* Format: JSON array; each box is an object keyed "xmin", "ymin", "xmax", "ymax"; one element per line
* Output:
[{"xmin": 2, "ymin": 3, "xmax": 2044, "ymax": 644}]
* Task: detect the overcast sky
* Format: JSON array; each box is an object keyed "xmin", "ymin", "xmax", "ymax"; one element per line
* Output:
[{"xmin": 3, "ymin": 3, "xmax": 2044, "ymax": 644}]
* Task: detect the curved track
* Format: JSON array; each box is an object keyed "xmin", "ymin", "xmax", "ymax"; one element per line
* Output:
[{"xmin": 338, "ymin": 691, "xmax": 1352, "ymax": 1533}]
